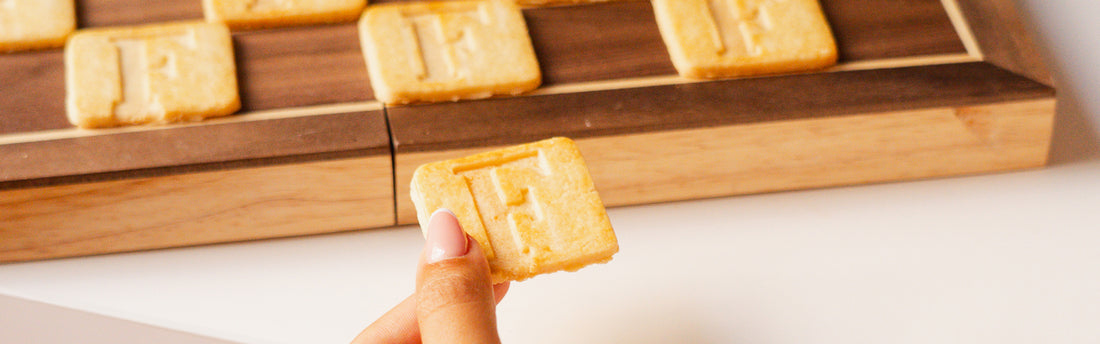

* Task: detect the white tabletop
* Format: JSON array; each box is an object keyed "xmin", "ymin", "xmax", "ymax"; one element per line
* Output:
[{"xmin": 3, "ymin": 0, "xmax": 1098, "ymax": 343}]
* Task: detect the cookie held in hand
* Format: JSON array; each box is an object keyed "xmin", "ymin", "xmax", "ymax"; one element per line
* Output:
[{"xmin": 410, "ymin": 137, "xmax": 618, "ymax": 283}]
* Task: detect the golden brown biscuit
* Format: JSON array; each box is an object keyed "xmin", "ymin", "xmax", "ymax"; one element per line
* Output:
[
  {"xmin": 652, "ymin": 0, "xmax": 837, "ymax": 79},
  {"xmin": 358, "ymin": 0, "xmax": 541, "ymax": 105},
  {"xmin": 65, "ymin": 21, "xmax": 240, "ymax": 129},
  {"xmin": 0, "ymin": 0, "xmax": 76, "ymax": 52},
  {"xmin": 203, "ymin": 0, "xmax": 367, "ymax": 30},
  {"xmin": 514, "ymin": 0, "xmax": 627, "ymax": 7},
  {"xmin": 410, "ymin": 137, "xmax": 618, "ymax": 283}
]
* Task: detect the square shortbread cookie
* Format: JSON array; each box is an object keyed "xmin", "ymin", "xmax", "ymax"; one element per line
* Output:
[
  {"xmin": 359, "ymin": 0, "xmax": 542, "ymax": 105},
  {"xmin": 652, "ymin": 0, "xmax": 837, "ymax": 79},
  {"xmin": 65, "ymin": 21, "xmax": 240, "ymax": 129},
  {"xmin": 0, "ymin": 0, "xmax": 75, "ymax": 52},
  {"xmin": 203, "ymin": 0, "xmax": 367, "ymax": 30},
  {"xmin": 410, "ymin": 137, "xmax": 618, "ymax": 283}
]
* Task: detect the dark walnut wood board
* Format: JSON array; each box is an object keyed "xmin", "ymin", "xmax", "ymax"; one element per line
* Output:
[{"xmin": 0, "ymin": 0, "xmax": 1055, "ymax": 263}]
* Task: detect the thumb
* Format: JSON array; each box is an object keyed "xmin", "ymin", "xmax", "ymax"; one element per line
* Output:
[{"xmin": 416, "ymin": 210, "xmax": 501, "ymax": 344}]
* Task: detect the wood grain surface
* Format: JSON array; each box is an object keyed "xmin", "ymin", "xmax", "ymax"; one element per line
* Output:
[
  {"xmin": 955, "ymin": 0, "xmax": 1054, "ymax": 85},
  {"xmin": 394, "ymin": 99, "xmax": 1055, "ymax": 224},
  {"xmin": 0, "ymin": 156, "xmax": 394, "ymax": 263},
  {"xmin": 0, "ymin": 0, "xmax": 966, "ymax": 135},
  {"xmin": 235, "ymin": 24, "xmax": 375, "ymax": 111},
  {"xmin": 1, "ymin": 110, "xmax": 390, "ymax": 188},
  {"xmin": 819, "ymin": 0, "xmax": 967, "ymax": 61},
  {"xmin": 0, "ymin": 51, "xmax": 67, "ymax": 134},
  {"xmin": 577, "ymin": 99, "xmax": 1055, "ymax": 209},
  {"xmin": 77, "ymin": 0, "xmax": 202, "ymax": 27},
  {"xmin": 389, "ymin": 62, "xmax": 1054, "ymax": 153}
]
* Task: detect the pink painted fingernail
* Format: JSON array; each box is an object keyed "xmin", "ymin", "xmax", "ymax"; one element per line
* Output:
[{"xmin": 425, "ymin": 209, "xmax": 468, "ymax": 263}]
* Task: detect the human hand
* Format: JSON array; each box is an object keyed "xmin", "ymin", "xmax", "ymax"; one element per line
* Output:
[{"xmin": 351, "ymin": 210, "xmax": 510, "ymax": 344}]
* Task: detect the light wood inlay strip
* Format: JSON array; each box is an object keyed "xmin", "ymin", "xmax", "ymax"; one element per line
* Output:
[
  {"xmin": 530, "ymin": 53, "xmax": 979, "ymax": 96},
  {"xmin": 940, "ymin": 0, "xmax": 984, "ymax": 59},
  {"xmin": 828, "ymin": 53, "xmax": 979, "ymax": 72}
]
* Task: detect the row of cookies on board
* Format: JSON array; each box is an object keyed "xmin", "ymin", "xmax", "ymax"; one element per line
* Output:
[
  {"xmin": 362, "ymin": 0, "xmax": 838, "ymax": 103},
  {"xmin": 205, "ymin": 0, "xmax": 632, "ymax": 30},
  {"xmin": 45, "ymin": 0, "xmax": 836, "ymax": 128},
  {"xmin": 0, "ymin": 0, "xmax": 630, "ymax": 51}
]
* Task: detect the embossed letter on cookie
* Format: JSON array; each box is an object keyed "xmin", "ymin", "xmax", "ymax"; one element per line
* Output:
[
  {"xmin": 65, "ymin": 22, "xmax": 240, "ymax": 128},
  {"xmin": 359, "ymin": 0, "xmax": 541, "ymax": 104},
  {"xmin": 652, "ymin": 0, "xmax": 837, "ymax": 79},
  {"xmin": 410, "ymin": 137, "xmax": 618, "ymax": 282}
]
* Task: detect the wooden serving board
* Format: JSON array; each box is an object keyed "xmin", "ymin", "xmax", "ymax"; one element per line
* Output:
[{"xmin": 0, "ymin": 0, "xmax": 1055, "ymax": 262}]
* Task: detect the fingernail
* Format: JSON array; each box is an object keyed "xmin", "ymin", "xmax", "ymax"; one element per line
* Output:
[{"xmin": 426, "ymin": 209, "xmax": 468, "ymax": 263}]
